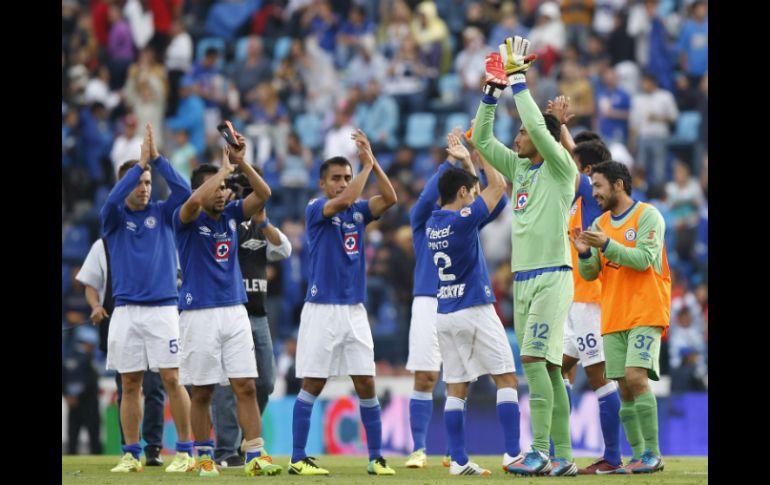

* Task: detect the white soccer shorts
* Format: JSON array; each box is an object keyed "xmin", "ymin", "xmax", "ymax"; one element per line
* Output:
[
  {"xmin": 406, "ymin": 296, "xmax": 442, "ymax": 372},
  {"xmin": 296, "ymin": 302, "xmax": 375, "ymax": 378},
  {"xmin": 562, "ymin": 302, "xmax": 605, "ymax": 367},
  {"xmin": 107, "ymin": 305, "xmax": 181, "ymax": 373},
  {"xmin": 178, "ymin": 305, "xmax": 258, "ymax": 386},
  {"xmin": 437, "ymin": 304, "xmax": 516, "ymax": 384}
]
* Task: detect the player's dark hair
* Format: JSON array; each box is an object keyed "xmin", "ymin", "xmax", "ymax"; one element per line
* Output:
[
  {"xmin": 573, "ymin": 130, "xmax": 602, "ymax": 144},
  {"xmin": 574, "ymin": 140, "xmax": 611, "ymax": 170},
  {"xmin": 319, "ymin": 156, "xmax": 352, "ymax": 179},
  {"xmin": 118, "ymin": 160, "xmax": 150, "ymax": 180},
  {"xmin": 543, "ymin": 113, "xmax": 562, "ymax": 142},
  {"xmin": 191, "ymin": 164, "xmax": 220, "ymax": 190},
  {"xmin": 591, "ymin": 161, "xmax": 632, "ymax": 196},
  {"xmin": 438, "ymin": 167, "xmax": 479, "ymax": 206}
]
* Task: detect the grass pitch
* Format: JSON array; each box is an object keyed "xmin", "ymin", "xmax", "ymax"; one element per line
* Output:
[{"xmin": 63, "ymin": 455, "xmax": 707, "ymax": 484}]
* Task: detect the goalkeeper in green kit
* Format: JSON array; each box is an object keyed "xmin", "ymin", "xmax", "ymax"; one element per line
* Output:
[{"xmin": 471, "ymin": 36, "xmax": 578, "ymax": 477}]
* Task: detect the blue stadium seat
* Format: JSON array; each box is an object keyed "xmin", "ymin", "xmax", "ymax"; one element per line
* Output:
[
  {"xmin": 673, "ymin": 111, "xmax": 701, "ymax": 143},
  {"xmin": 494, "ymin": 114, "xmax": 514, "ymax": 146},
  {"xmin": 294, "ymin": 113, "xmax": 323, "ymax": 150},
  {"xmin": 272, "ymin": 36, "xmax": 293, "ymax": 69},
  {"xmin": 444, "ymin": 111, "xmax": 471, "ymax": 135},
  {"xmin": 430, "ymin": 73, "xmax": 462, "ymax": 111},
  {"xmin": 62, "ymin": 224, "xmax": 91, "ymax": 263},
  {"xmin": 234, "ymin": 36, "xmax": 250, "ymax": 63},
  {"xmin": 405, "ymin": 113, "xmax": 437, "ymax": 149},
  {"xmin": 196, "ymin": 37, "xmax": 227, "ymax": 70}
]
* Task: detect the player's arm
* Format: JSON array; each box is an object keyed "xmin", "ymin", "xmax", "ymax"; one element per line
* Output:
[
  {"xmin": 470, "ymin": 53, "xmax": 520, "ymax": 182},
  {"xmin": 100, "ymin": 135, "xmax": 151, "ymax": 232},
  {"xmin": 252, "ymin": 209, "xmax": 293, "ymax": 261},
  {"xmin": 178, "ymin": 146, "xmax": 235, "ymax": 224},
  {"xmin": 547, "ymin": 95, "xmax": 577, "ymax": 155},
  {"xmin": 355, "ymin": 130, "xmax": 397, "ymax": 218},
  {"xmin": 583, "ymin": 206, "xmax": 666, "ymax": 271},
  {"xmin": 478, "ymin": 148, "xmax": 507, "ymax": 213},
  {"xmin": 84, "ymin": 285, "xmax": 109, "ymax": 324},
  {"xmin": 411, "ymin": 159, "xmax": 454, "ymax": 228},
  {"xmin": 232, "ymin": 134, "xmax": 272, "ymax": 219},
  {"xmin": 139, "ymin": 123, "xmax": 193, "ymax": 215},
  {"xmin": 322, "ymin": 130, "xmax": 375, "ymax": 218}
]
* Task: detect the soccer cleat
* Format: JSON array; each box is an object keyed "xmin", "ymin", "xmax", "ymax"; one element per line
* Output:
[
  {"xmin": 449, "ymin": 460, "xmax": 492, "ymax": 476},
  {"xmin": 405, "ymin": 448, "xmax": 428, "ymax": 468},
  {"xmin": 616, "ymin": 451, "xmax": 664, "ymax": 474},
  {"xmin": 110, "ymin": 452, "xmax": 143, "ymax": 473},
  {"xmin": 288, "ymin": 456, "xmax": 330, "ymax": 475},
  {"xmin": 197, "ymin": 454, "xmax": 220, "ymax": 477},
  {"xmin": 578, "ymin": 457, "xmax": 622, "ymax": 474},
  {"xmin": 502, "ymin": 452, "xmax": 524, "ymax": 471},
  {"xmin": 165, "ymin": 452, "xmax": 195, "ymax": 473},
  {"xmin": 368, "ymin": 456, "xmax": 396, "ymax": 475},
  {"xmin": 506, "ymin": 450, "xmax": 551, "ymax": 475},
  {"xmin": 614, "ymin": 458, "xmax": 640, "ymax": 474},
  {"xmin": 548, "ymin": 458, "xmax": 578, "ymax": 476},
  {"xmin": 245, "ymin": 455, "xmax": 283, "ymax": 476},
  {"xmin": 442, "ymin": 455, "xmax": 451, "ymax": 467},
  {"xmin": 219, "ymin": 454, "xmax": 245, "ymax": 468}
]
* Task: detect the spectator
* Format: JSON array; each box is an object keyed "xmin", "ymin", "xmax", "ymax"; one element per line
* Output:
[
  {"xmin": 677, "ymin": 1, "xmax": 708, "ymax": 88},
  {"xmin": 346, "ymin": 35, "xmax": 389, "ymax": 89},
  {"xmin": 164, "ymin": 19, "xmax": 193, "ymax": 116},
  {"xmin": 110, "ymin": 115, "xmax": 143, "ymax": 177},
  {"xmin": 279, "ymin": 132, "xmax": 314, "ymax": 221},
  {"xmin": 411, "ymin": 1, "xmax": 451, "ymax": 76},
  {"xmin": 561, "ymin": 0, "xmax": 594, "ymax": 56},
  {"xmin": 487, "ymin": 2, "xmax": 530, "ymax": 50},
  {"xmin": 595, "ymin": 65, "xmax": 631, "ymax": 144},
  {"xmin": 169, "ymin": 129, "xmax": 198, "ymax": 181},
  {"xmin": 455, "ymin": 26, "xmax": 487, "ymax": 117},
  {"xmin": 354, "ymin": 79, "xmax": 400, "ymax": 151},
  {"xmin": 106, "ymin": 4, "xmax": 135, "ymax": 90},
  {"xmin": 244, "ymin": 82, "xmax": 290, "ymax": 166},
  {"xmin": 232, "ymin": 36, "xmax": 273, "ymax": 101},
  {"xmin": 63, "ymin": 325, "xmax": 103, "ymax": 455},
  {"xmin": 166, "ymin": 75, "xmax": 205, "ymax": 155},
  {"xmin": 336, "ymin": 4, "xmax": 375, "ymax": 68},
  {"xmin": 528, "ymin": 1, "xmax": 566, "ymax": 76}
]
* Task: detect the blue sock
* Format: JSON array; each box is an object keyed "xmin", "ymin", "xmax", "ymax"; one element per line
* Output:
[
  {"xmin": 175, "ymin": 440, "xmax": 193, "ymax": 454},
  {"xmin": 194, "ymin": 439, "xmax": 215, "ymax": 458},
  {"xmin": 496, "ymin": 388, "xmax": 521, "ymax": 457},
  {"xmin": 597, "ymin": 382, "xmax": 622, "ymax": 466},
  {"xmin": 409, "ymin": 391, "xmax": 433, "ymax": 451},
  {"xmin": 359, "ymin": 397, "xmax": 383, "ymax": 461},
  {"xmin": 444, "ymin": 397, "xmax": 468, "ymax": 466},
  {"xmin": 564, "ymin": 379, "xmax": 573, "ymax": 412},
  {"xmin": 246, "ymin": 450, "xmax": 262, "ymax": 461},
  {"xmin": 291, "ymin": 390, "xmax": 317, "ymax": 463},
  {"xmin": 122, "ymin": 442, "xmax": 142, "ymax": 460}
]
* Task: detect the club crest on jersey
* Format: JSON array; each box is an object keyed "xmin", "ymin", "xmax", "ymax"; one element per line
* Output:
[
  {"xmin": 460, "ymin": 207, "xmax": 472, "ymax": 217},
  {"xmin": 229, "ymin": 219, "xmax": 237, "ymax": 231},
  {"xmin": 353, "ymin": 211, "xmax": 364, "ymax": 224},
  {"xmin": 144, "ymin": 216, "xmax": 157, "ymax": 229},
  {"xmin": 310, "ymin": 284, "xmax": 318, "ymax": 296},
  {"xmin": 185, "ymin": 293, "xmax": 193, "ymax": 305},
  {"xmin": 625, "ymin": 229, "xmax": 637, "ymax": 241},
  {"xmin": 484, "ymin": 285, "xmax": 491, "ymax": 297},
  {"xmin": 215, "ymin": 241, "xmax": 231, "ymax": 261},
  {"xmin": 344, "ymin": 232, "xmax": 359, "ymax": 254},
  {"xmin": 515, "ymin": 191, "xmax": 529, "ymax": 211}
]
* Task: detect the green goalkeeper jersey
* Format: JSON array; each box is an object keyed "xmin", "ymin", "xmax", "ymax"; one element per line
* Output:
[{"xmin": 471, "ymin": 89, "xmax": 577, "ymax": 273}]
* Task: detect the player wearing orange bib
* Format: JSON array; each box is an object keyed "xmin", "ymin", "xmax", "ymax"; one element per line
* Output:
[{"xmin": 573, "ymin": 161, "xmax": 670, "ymax": 475}]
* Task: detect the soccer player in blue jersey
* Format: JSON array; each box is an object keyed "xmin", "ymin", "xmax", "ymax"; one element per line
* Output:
[
  {"xmin": 405, "ymin": 128, "xmax": 508, "ymax": 469},
  {"xmin": 173, "ymin": 133, "xmax": 282, "ymax": 477},
  {"xmin": 101, "ymin": 124, "xmax": 195, "ymax": 473},
  {"xmin": 288, "ymin": 129, "xmax": 397, "ymax": 476},
  {"xmin": 425, "ymin": 154, "xmax": 523, "ymax": 477}
]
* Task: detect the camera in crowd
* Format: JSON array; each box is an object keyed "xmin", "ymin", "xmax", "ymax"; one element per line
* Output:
[{"xmin": 225, "ymin": 171, "xmax": 251, "ymax": 200}]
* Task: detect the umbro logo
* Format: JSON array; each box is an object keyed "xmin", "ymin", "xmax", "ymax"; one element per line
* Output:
[{"xmin": 241, "ymin": 239, "xmax": 267, "ymax": 251}]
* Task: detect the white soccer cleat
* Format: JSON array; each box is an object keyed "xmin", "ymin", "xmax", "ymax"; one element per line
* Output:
[
  {"xmin": 502, "ymin": 452, "xmax": 525, "ymax": 471},
  {"xmin": 449, "ymin": 460, "xmax": 491, "ymax": 476}
]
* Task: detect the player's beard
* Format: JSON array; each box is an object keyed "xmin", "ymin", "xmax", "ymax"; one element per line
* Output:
[{"xmin": 599, "ymin": 189, "xmax": 618, "ymax": 212}]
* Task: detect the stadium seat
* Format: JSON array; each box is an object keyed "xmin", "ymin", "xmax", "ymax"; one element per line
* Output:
[
  {"xmin": 444, "ymin": 111, "xmax": 471, "ymax": 135},
  {"xmin": 494, "ymin": 114, "xmax": 514, "ymax": 146},
  {"xmin": 234, "ymin": 36, "xmax": 250, "ymax": 63},
  {"xmin": 405, "ymin": 113, "xmax": 437, "ymax": 149},
  {"xmin": 272, "ymin": 36, "xmax": 293, "ymax": 69},
  {"xmin": 62, "ymin": 224, "xmax": 91, "ymax": 263},
  {"xmin": 294, "ymin": 113, "xmax": 323, "ymax": 150},
  {"xmin": 429, "ymin": 73, "xmax": 462, "ymax": 112},
  {"xmin": 671, "ymin": 111, "xmax": 701, "ymax": 144},
  {"xmin": 196, "ymin": 37, "xmax": 227, "ymax": 70}
]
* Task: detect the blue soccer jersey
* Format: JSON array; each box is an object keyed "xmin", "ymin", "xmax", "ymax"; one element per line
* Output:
[
  {"xmin": 100, "ymin": 156, "xmax": 192, "ymax": 306},
  {"xmin": 174, "ymin": 200, "xmax": 248, "ymax": 310},
  {"xmin": 412, "ymin": 162, "xmax": 509, "ymax": 297},
  {"xmin": 304, "ymin": 197, "xmax": 376, "ymax": 304},
  {"xmin": 426, "ymin": 197, "xmax": 496, "ymax": 314},
  {"xmin": 574, "ymin": 173, "xmax": 603, "ymax": 229}
]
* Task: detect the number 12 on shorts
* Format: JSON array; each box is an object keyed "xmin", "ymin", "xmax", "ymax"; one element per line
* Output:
[{"xmin": 530, "ymin": 322, "xmax": 549, "ymax": 339}]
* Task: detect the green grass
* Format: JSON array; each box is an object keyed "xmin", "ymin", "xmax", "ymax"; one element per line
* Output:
[{"xmin": 63, "ymin": 455, "xmax": 708, "ymax": 484}]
